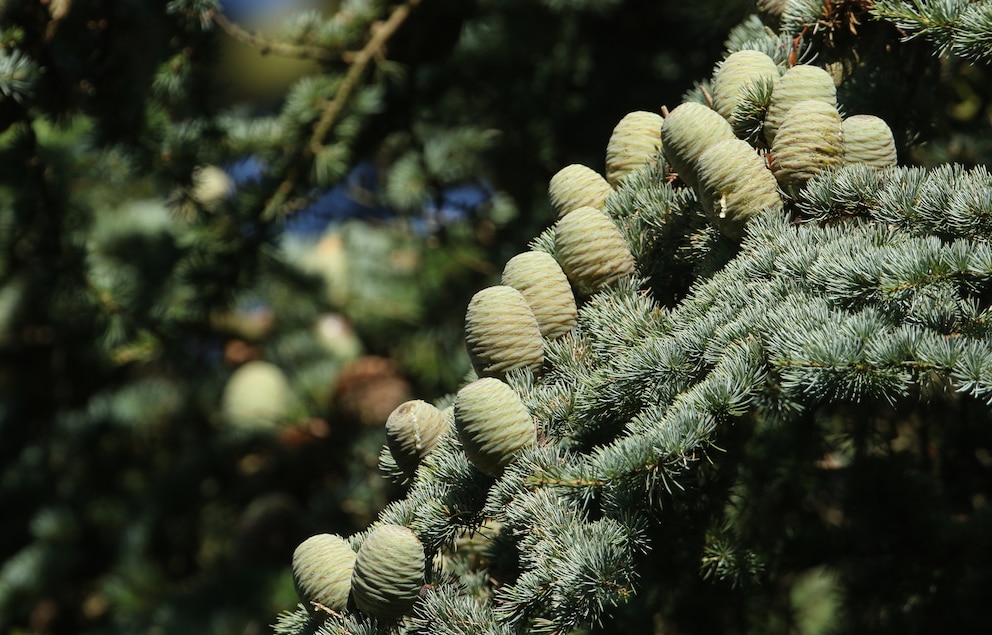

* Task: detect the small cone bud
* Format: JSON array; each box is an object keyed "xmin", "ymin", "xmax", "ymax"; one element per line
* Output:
[
  {"xmin": 554, "ymin": 207, "xmax": 635, "ymax": 296},
  {"xmin": 191, "ymin": 164, "xmax": 235, "ymax": 209},
  {"xmin": 711, "ymin": 50, "xmax": 780, "ymax": 121},
  {"xmin": 454, "ymin": 378, "xmax": 536, "ymax": 476},
  {"xmin": 771, "ymin": 100, "xmax": 844, "ymax": 193},
  {"xmin": 842, "ymin": 114, "xmax": 897, "ymax": 168},
  {"xmin": 351, "ymin": 524, "xmax": 425, "ymax": 620},
  {"xmin": 605, "ymin": 110, "xmax": 665, "ymax": 186},
  {"xmin": 385, "ymin": 400, "xmax": 450, "ymax": 476},
  {"xmin": 501, "ymin": 251, "xmax": 577, "ymax": 339},
  {"xmin": 764, "ymin": 64, "xmax": 837, "ymax": 145},
  {"xmin": 465, "ymin": 286, "xmax": 544, "ymax": 378},
  {"xmin": 548, "ymin": 164, "xmax": 612, "ymax": 219},
  {"xmin": 757, "ymin": 0, "xmax": 788, "ymax": 20},
  {"xmin": 661, "ymin": 102, "xmax": 736, "ymax": 188},
  {"xmin": 697, "ymin": 139, "xmax": 783, "ymax": 239},
  {"xmin": 292, "ymin": 534, "xmax": 357, "ymax": 615}
]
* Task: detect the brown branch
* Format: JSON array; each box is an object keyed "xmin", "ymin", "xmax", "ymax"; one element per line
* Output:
[
  {"xmin": 261, "ymin": 0, "xmax": 421, "ymax": 221},
  {"xmin": 308, "ymin": 0, "xmax": 421, "ymax": 155},
  {"xmin": 525, "ymin": 476, "xmax": 608, "ymax": 489},
  {"xmin": 211, "ymin": 11, "xmax": 345, "ymax": 63}
]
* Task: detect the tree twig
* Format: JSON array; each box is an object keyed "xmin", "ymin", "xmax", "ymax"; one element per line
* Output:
[
  {"xmin": 261, "ymin": 0, "xmax": 421, "ymax": 221},
  {"xmin": 308, "ymin": 0, "xmax": 421, "ymax": 155},
  {"xmin": 211, "ymin": 11, "xmax": 345, "ymax": 63}
]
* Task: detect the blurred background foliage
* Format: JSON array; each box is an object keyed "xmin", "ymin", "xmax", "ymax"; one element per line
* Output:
[{"xmin": 0, "ymin": 0, "xmax": 991, "ymax": 634}]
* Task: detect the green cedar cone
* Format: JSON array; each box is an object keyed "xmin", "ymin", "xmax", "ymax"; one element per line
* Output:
[
  {"xmin": 842, "ymin": 114, "xmax": 898, "ymax": 168},
  {"xmin": 770, "ymin": 99, "xmax": 844, "ymax": 193},
  {"xmin": 711, "ymin": 50, "xmax": 780, "ymax": 121},
  {"xmin": 464, "ymin": 285, "xmax": 545, "ymax": 378},
  {"xmin": 454, "ymin": 377, "xmax": 536, "ymax": 477},
  {"xmin": 661, "ymin": 102, "xmax": 736, "ymax": 188},
  {"xmin": 548, "ymin": 164, "xmax": 613, "ymax": 219},
  {"xmin": 501, "ymin": 251, "xmax": 577, "ymax": 340},
  {"xmin": 554, "ymin": 206, "xmax": 635, "ymax": 296},
  {"xmin": 605, "ymin": 110, "xmax": 665, "ymax": 186},
  {"xmin": 385, "ymin": 399, "xmax": 450, "ymax": 476},
  {"xmin": 220, "ymin": 360, "xmax": 294, "ymax": 432},
  {"xmin": 292, "ymin": 533, "xmax": 357, "ymax": 615},
  {"xmin": 764, "ymin": 64, "xmax": 838, "ymax": 146},
  {"xmin": 351, "ymin": 524, "xmax": 426, "ymax": 621},
  {"xmin": 697, "ymin": 138, "xmax": 783, "ymax": 239}
]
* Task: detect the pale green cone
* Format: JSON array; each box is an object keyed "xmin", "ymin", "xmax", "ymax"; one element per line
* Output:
[
  {"xmin": 764, "ymin": 64, "xmax": 837, "ymax": 145},
  {"xmin": 605, "ymin": 110, "xmax": 665, "ymax": 186},
  {"xmin": 292, "ymin": 533, "xmax": 357, "ymax": 615},
  {"xmin": 554, "ymin": 206, "xmax": 635, "ymax": 296},
  {"xmin": 221, "ymin": 360, "xmax": 294, "ymax": 432},
  {"xmin": 501, "ymin": 251, "xmax": 577, "ymax": 340},
  {"xmin": 711, "ymin": 50, "xmax": 780, "ymax": 121},
  {"xmin": 464, "ymin": 285, "xmax": 544, "ymax": 377},
  {"xmin": 351, "ymin": 524, "xmax": 425, "ymax": 620},
  {"xmin": 385, "ymin": 399, "xmax": 450, "ymax": 476},
  {"xmin": 697, "ymin": 138, "xmax": 783, "ymax": 239},
  {"xmin": 661, "ymin": 102, "xmax": 736, "ymax": 188},
  {"xmin": 548, "ymin": 164, "xmax": 612, "ymax": 219},
  {"xmin": 771, "ymin": 99, "xmax": 844, "ymax": 193},
  {"xmin": 842, "ymin": 114, "xmax": 897, "ymax": 168},
  {"xmin": 454, "ymin": 377, "xmax": 536, "ymax": 476}
]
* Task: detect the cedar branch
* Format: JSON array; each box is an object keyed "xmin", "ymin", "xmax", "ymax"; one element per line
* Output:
[
  {"xmin": 211, "ymin": 11, "xmax": 348, "ymax": 63},
  {"xmin": 262, "ymin": 0, "xmax": 421, "ymax": 221}
]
